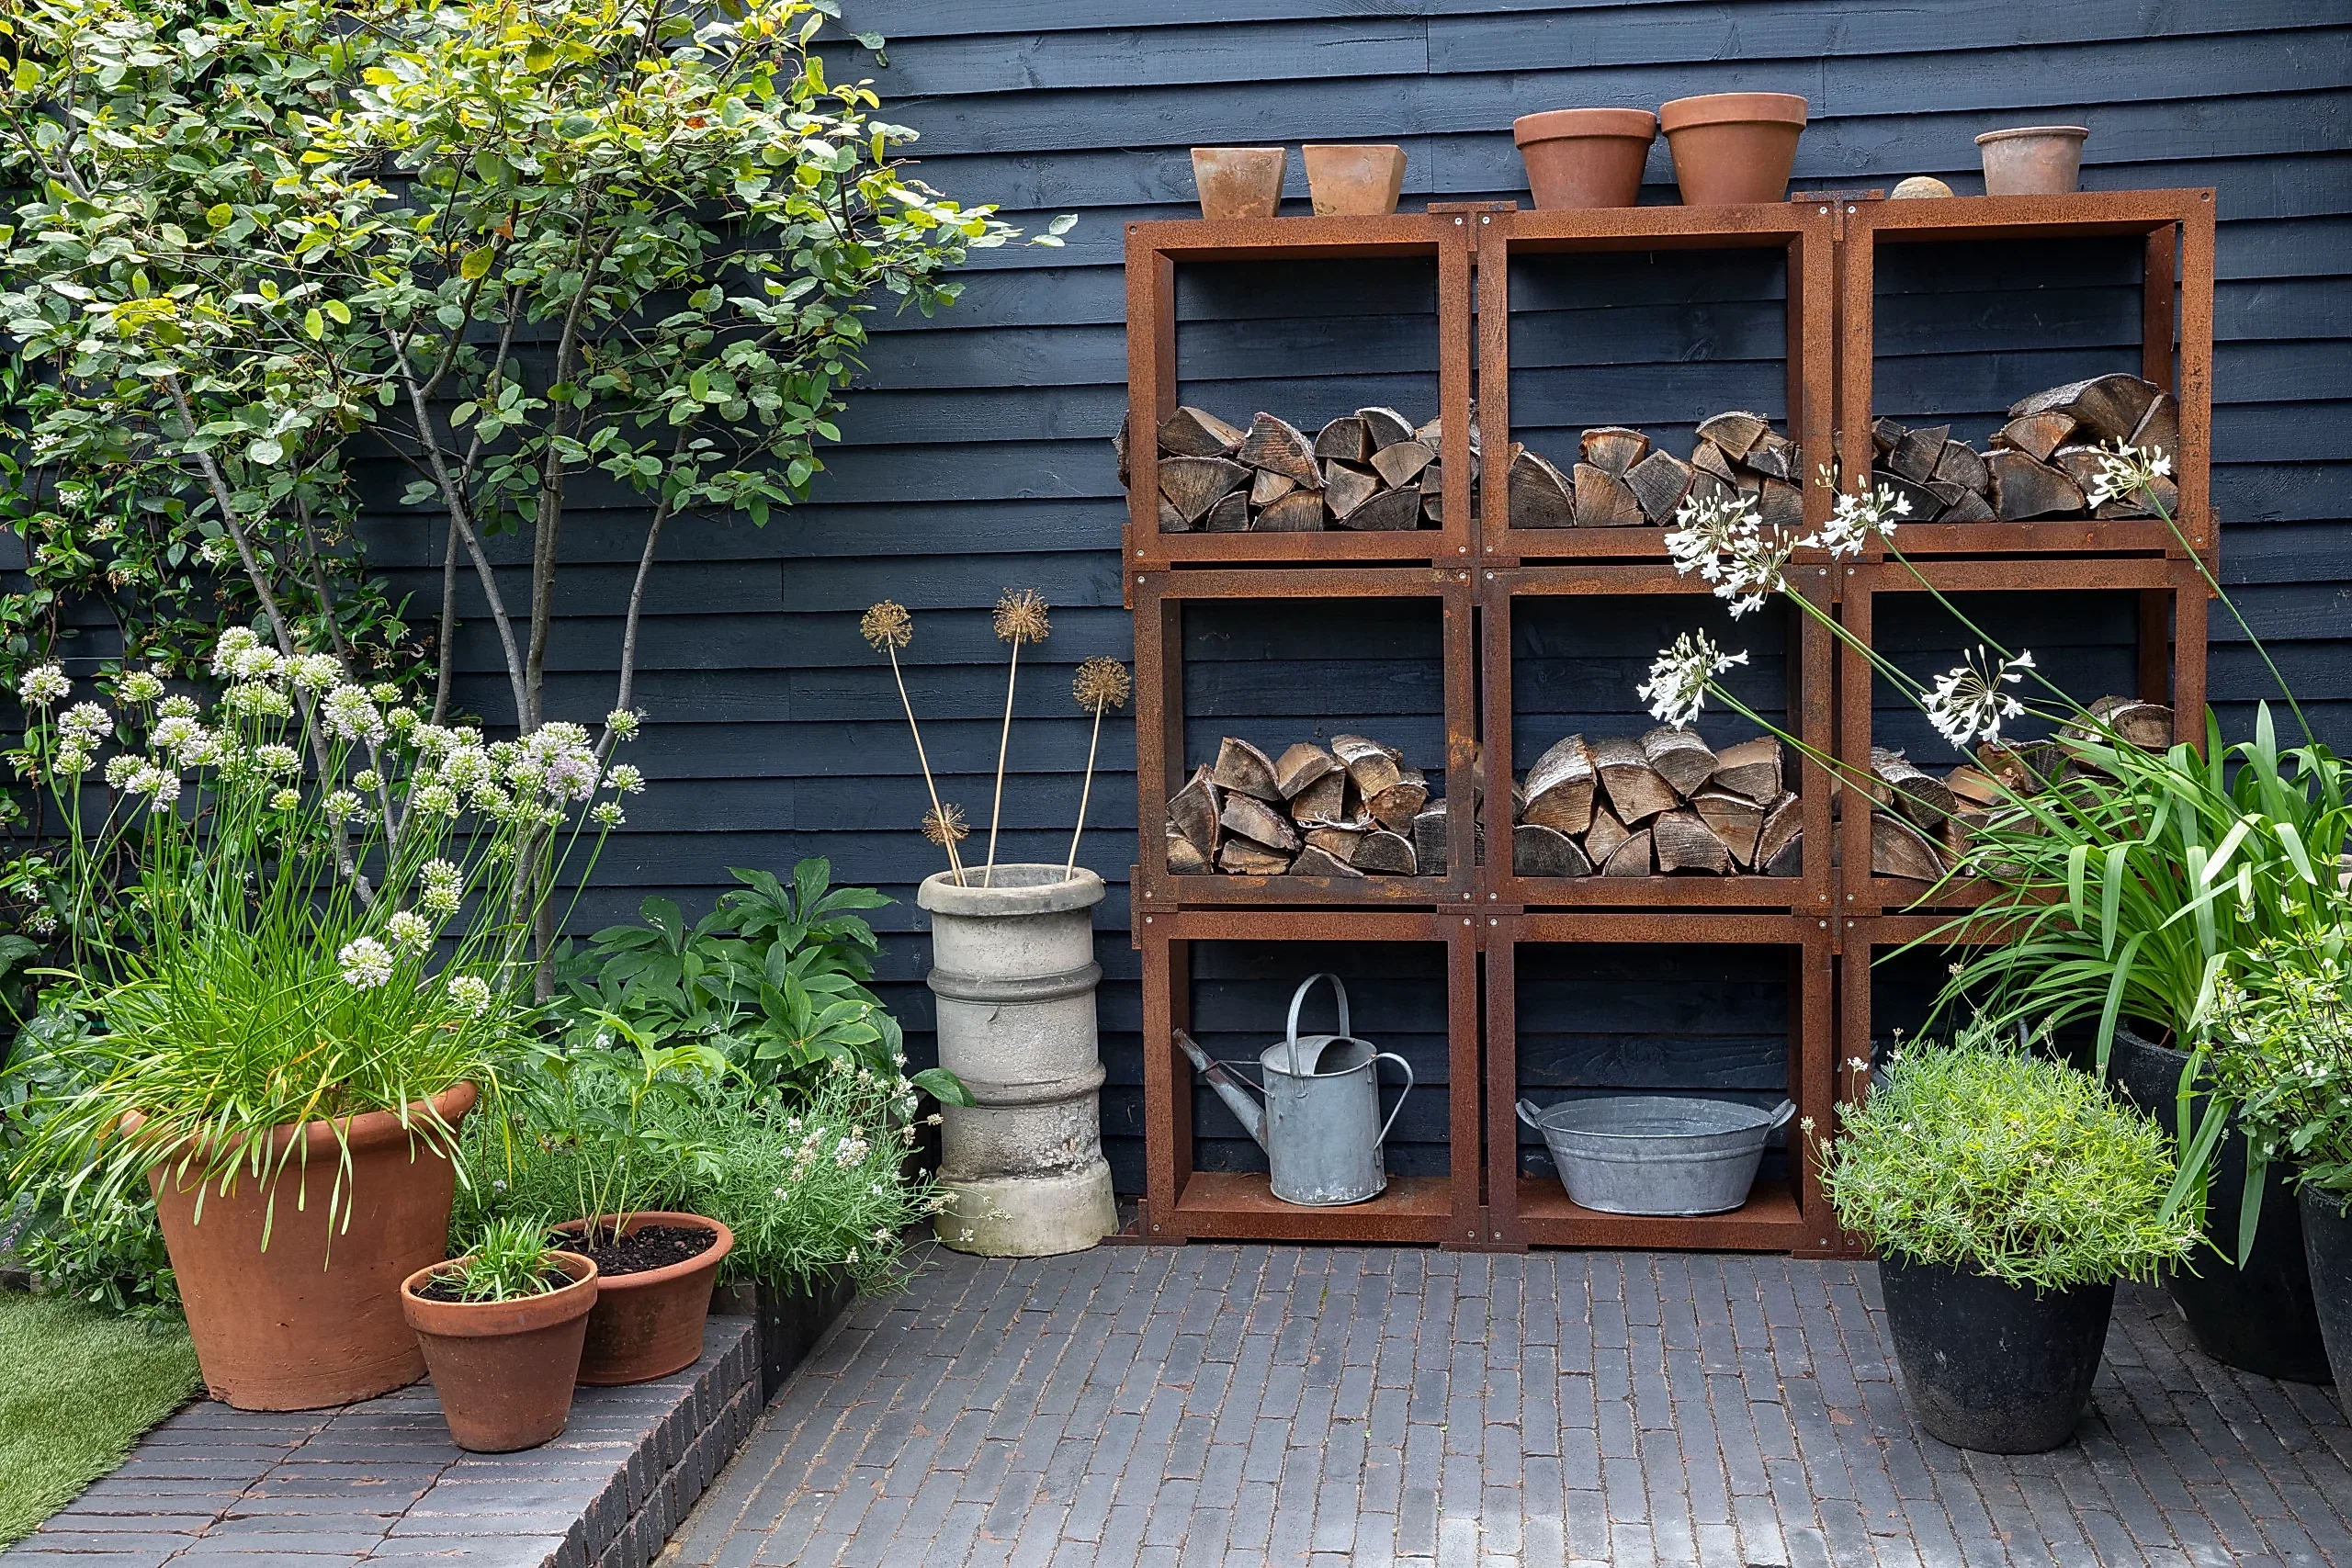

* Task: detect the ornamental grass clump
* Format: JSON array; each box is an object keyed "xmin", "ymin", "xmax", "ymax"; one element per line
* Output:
[{"xmin": 1817, "ymin": 1029, "xmax": 2199, "ymax": 1292}]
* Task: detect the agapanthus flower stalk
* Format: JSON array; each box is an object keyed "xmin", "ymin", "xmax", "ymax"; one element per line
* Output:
[
  {"xmin": 863, "ymin": 600, "xmax": 964, "ymax": 884},
  {"xmin": 1067, "ymin": 657, "xmax": 1131, "ymax": 878},
  {"xmin": 985, "ymin": 590, "xmax": 1051, "ymax": 886},
  {"xmin": 1923, "ymin": 647, "xmax": 2036, "ymax": 749}
]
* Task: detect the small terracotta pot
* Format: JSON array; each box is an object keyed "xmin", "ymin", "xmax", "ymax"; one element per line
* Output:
[
  {"xmin": 1191, "ymin": 147, "xmax": 1286, "ymax": 220},
  {"xmin": 402, "ymin": 1252, "xmax": 598, "ymax": 1452},
  {"xmin": 1976, "ymin": 125, "xmax": 2088, "ymax": 197},
  {"xmin": 1511, "ymin": 108, "xmax": 1657, "ymax": 209},
  {"xmin": 145, "ymin": 1080, "xmax": 477, "ymax": 1411},
  {"xmin": 556, "ymin": 1212, "xmax": 733, "ymax": 1385},
  {"xmin": 1302, "ymin": 144, "xmax": 1407, "ymax": 216},
  {"xmin": 1658, "ymin": 92, "xmax": 1808, "ymax": 206}
]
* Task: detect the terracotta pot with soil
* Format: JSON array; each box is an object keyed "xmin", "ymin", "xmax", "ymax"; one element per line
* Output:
[
  {"xmin": 556, "ymin": 1211, "xmax": 733, "ymax": 1384},
  {"xmin": 146, "ymin": 1080, "xmax": 477, "ymax": 1411},
  {"xmin": 1302, "ymin": 144, "xmax": 1407, "ymax": 216},
  {"xmin": 1190, "ymin": 147, "xmax": 1286, "ymax": 220},
  {"xmin": 401, "ymin": 1251, "xmax": 598, "ymax": 1452},
  {"xmin": 1658, "ymin": 92, "xmax": 1808, "ymax": 206},
  {"xmin": 1511, "ymin": 108, "xmax": 1657, "ymax": 209},
  {"xmin": 1975, "ymin": 125, "xmax": 2089, "ymax": 197}
]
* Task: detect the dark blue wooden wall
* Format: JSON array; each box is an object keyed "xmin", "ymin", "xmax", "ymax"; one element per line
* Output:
[{"xmin": 401, "ymin": 2, "xmax": 2349, "ymax": 1192}]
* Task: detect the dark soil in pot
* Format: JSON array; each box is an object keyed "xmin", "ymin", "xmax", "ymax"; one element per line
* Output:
[
  {"xmin": 1879, "ymin": 1254, "xmax": 2114, "ymax": 1453},
  {"xmin": 2107, "ymin": 1022, "xmax": 2333, "ymax": 1383},
  {"xmin": 2300, "ymin": 1188, "xmax": 2352, "ymax": 1394}
]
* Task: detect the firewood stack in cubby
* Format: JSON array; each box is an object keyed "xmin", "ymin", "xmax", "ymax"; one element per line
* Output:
[
  {"xmin": 1510, "ymin": 728, "xmax": 1800, "ymax": 877},
  {"xmin": 1167, "ymin": 735, "xmax": 1453, "ymax": 877},
  {"xmin": 1116, "ymin": 404, "xmax": 1474, "ymax": 532},
  {"xmin": 1506, "ymin": 412, "xmax": 1804, "ymax": 530},
  {"xmin": 1873, "ymin": 374, "xmax": 2180, "ymax": 524}
]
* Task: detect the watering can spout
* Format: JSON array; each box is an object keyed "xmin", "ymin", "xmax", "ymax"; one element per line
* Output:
[{"xmin": 1173, "ymin": 1028, "xmax": 1269, "ymax": 1151}]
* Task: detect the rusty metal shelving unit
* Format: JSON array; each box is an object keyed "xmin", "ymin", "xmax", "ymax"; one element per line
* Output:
[{"xmin": 1124, "ymin": 190, "xmax": 2218, "ymax": 1253}]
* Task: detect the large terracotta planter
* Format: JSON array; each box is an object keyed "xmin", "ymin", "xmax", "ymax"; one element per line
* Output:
[
  {"xmin": 145, "ymin": 1080, "xmax": 477, "ymax": 1411},
  {"xmin": 1191, "ymin": 147, "xmax": 1286, "ymax": 220},
  {"xmin": 1512, "ymin": 108, "xmax": 1657, "ymax": 209},
  {"xmin": 1976, "ymin": 125, "xmax": 2088, "ymax": 197},
  {"xmin": 1303, "ymin": 144, "xmax": 1407, "ymax": 216},
  {"xmin": 556, "ymin": 1212, "xmax": 732, "ymax": 1385},
  {"xmin": 401, "ymin": 1251, "xmax": 598, "ymax": 1452},
  {"xmin": 1658, "ymin": 92, "xmax": 1808, "ymax": 206}
]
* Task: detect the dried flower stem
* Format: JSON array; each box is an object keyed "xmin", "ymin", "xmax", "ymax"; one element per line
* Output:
[
  {"xmin": 887, "ymin": 645, "xmax": 963, "ymax": 884},
  {"xmin": 985, "ymin": 639, "xmax": 1018, "ymax": 886},
  {"xmin": 1067, "ymin": 695, "xmax": 1107, "ymax": 880}
]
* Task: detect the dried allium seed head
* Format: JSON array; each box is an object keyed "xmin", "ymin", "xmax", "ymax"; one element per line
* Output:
[
  {"xmin": 861, "ymin": 600, "xmax": 913, "ymax": 651},
  {"xmin": 922, "ymin": 802, "xmax": 970, "ymax": 848},
  {"xmin": 993, "ymin": 588, "xmax": 1051, "ymax": 646},
  {"xmin": 1073, "ymin": 657, "xmax": 1131, "ymax": 712}
]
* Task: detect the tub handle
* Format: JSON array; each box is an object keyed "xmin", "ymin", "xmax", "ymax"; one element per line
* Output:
[
  {"xmin": 1516, "ymin": 1099, "xmax": 1545, "ymax": 1130},
  {"xmin": 1766, "ymin": 1099, "xmax": 1797, "ymax": 1131},
  {"xmin": 1373, "ymin": 1052, "xmax": 1415, "ymax": 1148}
]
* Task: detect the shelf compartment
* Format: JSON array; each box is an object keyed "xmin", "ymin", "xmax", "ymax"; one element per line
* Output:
[
  {"xmin": 1835, "ymin": 189, "xmax": 2215, "ymax": 563},
  {"xmin": 1482, "ymin": 563, "xmax": 1836, "ymax": 912},
  {"xmin": 1476, "ymin": 202, "xmax": 1837, "ymax": 564},
  {"xmin": 1124, "ymin": 215, "xmax": 1476, "ymax": 569},
  {"xmin": 1837, "ymin": 556, "xmax": 2210, "ymax": 918}
]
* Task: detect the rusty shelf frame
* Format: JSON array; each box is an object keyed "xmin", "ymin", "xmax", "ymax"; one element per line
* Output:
[
  {"xmin": 1480, "ymin": 562, "xmax": 1838, "ymax": 912},
  {"xmin": 1476, "ymin": 202, "xmax": 1838, "ymax": 564},
  {"xmin": 1123, "ymin": 214, "xmax": 1478, "ymax": 570},
  {"xmin": 1135, "ymin": 908, "xmax": 1484, "ymax": 1245},
  {"xmin": 1131, "ymin": 565, "xmax": 1479, "ymax": 912},
  {"xmin": 1835, "ymin": 555, "xmax": 2211, "ymax": 919},
  {"xmin": 1481, "ymin": 913, "xmax": 1838, "ymax": 1254},
  {"xmin": 1835, "ymin": 190, "xmax": 2217, "ymax": 563}
]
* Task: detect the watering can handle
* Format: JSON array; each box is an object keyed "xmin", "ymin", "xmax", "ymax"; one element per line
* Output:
[
  {"xmin": 1373, "ymin": 1053, "xmax": 1415, "ymax": 1148},
  {"xmin": 1284, "ymin": 973, "xmax": 1351, "ymax": 1078},
  {"xmin": 1516, "ymin": 1099, "xmax": 1544, "ymax": 1129},
  {"xmin": 1766, "ymin": 1099, "xmax": 1797, "ymax": 1131}
]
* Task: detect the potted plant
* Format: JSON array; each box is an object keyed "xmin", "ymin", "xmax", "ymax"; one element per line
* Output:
[
  {"xmin": 4, "ymin": 635, "xmax": 639, "ymax": 1409},
  {"xmin": 1816, "ymin": 1029, "xmax": 2198, "ymax": 1452},
  {"xmin": 401, "ymin": 1216, "xmax": 598, "ymax": 1452}
]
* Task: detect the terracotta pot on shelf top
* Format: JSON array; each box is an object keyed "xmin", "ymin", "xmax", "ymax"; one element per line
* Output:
[
  {"xmin": 1510, "ymin": 108, "xmax": 1657, "ymax": 209},
  {"xmin": 1975, "ymin": 125, "xmax": 2089, "ymax": 197},
  {"xmin": 1657, "ymin": 92, "xmax": 1808, "ymax": 207},
  {"xmin": 1190, "ymin": 147, "xmax": 1287, "ymax": 220},
  {"xmin": 1302, "ymin": 144, "xmax": 1408, "ymax": 216}
]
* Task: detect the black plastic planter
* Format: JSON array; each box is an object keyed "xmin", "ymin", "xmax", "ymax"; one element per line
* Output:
[
  {"xmin": 712, "ymin": 1269, "xmax": 857, "ymax": 1403},
  {"xmin": 2108, "ymin": 1023, "xmax": 2334, "ymax": 1383},
  {"xmin": 1879, "ymin": 1255, "xmax": 2114, "ymax": 1452},
  {"xmin": 2301, "ymin": 1188, "xmax": 2352, "ymax": 1394}
]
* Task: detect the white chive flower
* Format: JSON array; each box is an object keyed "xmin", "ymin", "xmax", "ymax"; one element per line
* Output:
[
  {"xmin": 605, "ymin": 763, "xmax": 644, "ymax": 795},
  {"xmin": 52, "ymin": 746, "xmax": 92, "ymax": 778},
  {"xmin": 591, "ymin": 802, "xmax": 625, "ymax": 829},
  {"xmin": 605, "ymin": 708, "xmax": 641, "ymax": 740},
  {"xmin": 368, "ymin": 683, "xmax": 401, "ymax": 705},
  {"xmin": 104, "ymin": 754, "xmax": 142, "ymax": 789},
  {"xmin": 17, "ymin": 664, "xmax": 70, "ymax": 706},
  {"xmin": 59, "ymin": 703, "xmax": 114, "ymax": 745},
  {"xmin": 415, "ymin": 783, "xmax": 459, "ymax": 818},
  {"xmin": 118, "ymin": 669, "xmax": 164, "ymax": 705},
  {"xmin": 387, "ymin": 909, "xmax": 433, "ymax": 948},
  {"xmin": 322, "ymin": 788, "xmax": 363, "ymax": 822},
  {"xmin": 351, "ymin": 769, "xmax": 382, "ymax": 794},
  {"xmin": 210, "ymin": 626, "xmax": 259, "ymax": 677},
  {"xmin": 254, "ymin": 743, "xmax": 301, "ymax": 776},
  {"xmin": 288, "ymin": 653, "xmax": 345, "ymax": 692},
  {"xmin": 1923, "ymin": 648, "xmax": 2036, "ymax": 750},
  {"xmin": 268, "ymin": 787, "xmax": 302, "ymax": 812},
  {"xmin": 322, "ymin": 685, "xmax": 386, "ymax": 745},
  {"xmin": 420, "ymin": 859, "xmax": 463, "ymax": 914},
  {"xmin": 223, "ymin": 682, "xmax": 292, "ymax": 719},
  {"xmin": 158, "ymin": 694, "xmax": 199, "ymax": 720},
  {"xmin": 1637, "ymin": 632, "xmax": 1748, "ymax": 728},
  {"xmin": 447, "ymin": 974, "xmax": 492, "ymax": 1018},
  {"xmin": 338, "ymin": 936, "xmax": 394, "ymax": 990}
]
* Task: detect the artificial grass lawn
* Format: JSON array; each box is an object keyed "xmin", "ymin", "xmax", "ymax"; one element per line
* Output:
[{"xmin": 0, "ymin": 1291, "xmax": 202, "ymax": 1544}]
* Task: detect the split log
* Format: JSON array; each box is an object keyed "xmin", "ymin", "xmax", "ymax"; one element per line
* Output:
[
  {"xmin": 1249, "ymin": 468, "xmax": 1297, "ymax": 507},
  {"xmin": 1992, "ymin": 410, "xmax": 2077, "ymax": 464},
  {"xmin": 1369, "ymin": 440, "xmax": 1435, "ymax": 490},
  {"xmin": 1744, "ymin": 432, "xmax": 1801, "ymax": 482},
  {"xmin": 2132, "ymin": 392, "xmax": 2179, "ymax": 462},
  {"xmin": 1169, "ymin": 766, "xmax": 1221, "ymax": 857},
  {"xmin": 1579, "ymin": 426, "xmax": 1650, "ymax": 478},
  {"xmin": 1521, "ymin": 734, "xmax": 1598, "ymax": 836},
  {"xmin": 1159, "ymin": 406, "xmax": 1247, "ymax": 457},
  {"xmin": 1332, "ymin": 734, "xmax": 1405, "ymax": 797},
  {"xmin": 1584, "ymin": 805, "xmax": 1633, "ymax": 866},
  {"xmin": 1758, "ymin": 477, "xmax": 1803, "ymax": 533},
  {"xmin": 1166, "ymin": 829, "xmax": 1213, "ymax": 876},
  {"xmin": 1936, "ymin": 489, "xmax": 1996, "ymax": 524},
  {"xmin": 1985, "ymin": 449, "xmax": 2086, "ymax": 520},
  {"xmin": 2072, "ymin": 695, "xmax": 2174, "ymax": 750},
  {"xmin": 1288, "ymin": 845, "xmax": 1364, "ymax": 879},
  {"xmin": 1513, "ymin": 823, "xmax": 1591, "ymax": 877},
  {"xmin": 1221, "ymin": 792, "xmax": 1302, "ymax": 852},
  {"xmin": 1686, "ymin": 470, "xmax": 1738, "ymax": 507},
  {"xmin": 1314, "ymin": 415, "xmax": 1371, "ymax": 466},
  {"xmin": 1873, "ymin": 470, "xmax": 1943, "ymax": 522},
  {"xmin": 1591, "ymin": 736, "xmax": 1679, "ymax": 823},
  {"xmin": 1654, "ymin": 808, "xmax": 1732, "ymax": 874},
  {"xmin": 1303, "ymin": 824, "xmax": 1367, "ymax": 861},
  {"xmin": 1274, "ymin": 742, "xmax": 1339, "ymax": 799},
  {"xmin": 2007, "ymin": 373, "xmax": 2159, "ymax": 445},
  {"xmin": 1944, "ymin": 764, "xmax": 2005, "ymax": 808},
  {"xmin": 1419, "ymin": 463, "xmax": 1443, "ymax": 523},
  {"xmin": 1159, "ymin": 496, "xmax": 1190, "ymax": 532},
  {"xmin": 1931, "ymin": 441, "xmax": 1991, "ymax": 495},
  {"xmin": 1254, "ymin": 491, "xmax": 1327, "ymax": 531},
  {"xmin": 1978, "ymin": 740, "xmax": 2065, "ymax": 793},
  {"xmin": 1367, "ymin": 768, "xmax": 1430, "ymax": 832},
  {"xmin": 2048, "ymin": 444, "xmax": 2109, "ymax": 497},
  {"xmin": 1695, "ymin": 411, "xmax": 1769, "ymax": 459},
  {"xmin": 1601, "ymin": 829, "xmax": 1655, "ymax": 877},
  {"xmin": 1112, "ymin": 420, "xmax": 1129, "ymax": 487},
  {"xmin": 1353, "ymin": 830, "xmax": 1419, "ymax": 875},
  {"xmin": 1640, "ymin": 724, "xmax": 1719, "ymax": 798},
  {"xmin": 1412, "ymin": 805, "xmax": 1449, "ymax": 877},
  {"xmin": 1355, "ymin": 406, "xmax": 1418, "ymax": 449},
  {"xmin": 1624, "ymin": 449, "xmax": 1695, "ymax": 524},
  {"xmin": 1887, "ymin": 423, "xmax": 1951, "ymax": 484},
  {"xmin": 1211, "ymin": 738, "xmax": 1281, "ymax": 801},
  {"xmin": 1710, "ymin": 737, "xmax": 1783, "ymax": 804},
  {"xmin": 1690, "ymin": 440, "xmax": 1739, "ymax": 487},
  {"xmin": 1692, "ymin": 789, "xmax": 1768, "ymax": 867},
  {"xmin": 1507, "ymin": 446, "xmax": 1577, "ymax": 529},
  {"xmin": 1341, "ymin": 489, "xmax": 1424, "ymax": 531},
  {"xmin": 1203, "ymin": 491, "xmax": 1250, "ymax": 532},
  {"xmin": 1871, "ymin": 811, "xmax": 1948, "ymax": 883},
  {"xmin": 1871, "ymin": 748, "xmax": 1955, "ymax": 832},
  {"xmin": 1321, "ymin": 462, "xmax": 1381, "ymax": 522},
  {"xmin": 1572, "ymin": 462, "xmax": 1646, "ymax": 527},
  {"xmin": 1236, "ymin": 412, "xmax": 1321, "ymax": 488},
  {"xmin": 1159, "ymin": 456, "xmax": 1250, "ymax": 525},
  {"xmin": 2093, "ymin": 474, "xmax": 2178, "ymax": 522},
  {"xmin": 1870, "ymin": 417, "xmax": 1910, "ymax": 457},
  {"xmin": 1290, "ymin": 772, "xmax": 1349, "ymax": 824},
  {"xmin": 1757, "ymin": 792, "xmax": 1802, "ymax": 871},
  {"xmin": 1218, "ymin": 839, "xmax": 1294, "ymax": 875}
]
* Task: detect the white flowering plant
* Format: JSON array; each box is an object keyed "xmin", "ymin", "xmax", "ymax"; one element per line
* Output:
[
  {"xmin": 3, "ymin": 626, "xmax": 644, "ymax": 1245},
  {"xmin": 2204, "ymin": 930, "xmax": 2352, "ymax": 1201}
]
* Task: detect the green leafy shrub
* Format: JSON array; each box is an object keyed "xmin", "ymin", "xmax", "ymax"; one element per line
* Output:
[
  {"xmin": 2211, "ymin": 930, "xmax": 2352, "ymax": 1199},
  {"xmin": 1817, "ymin": 1028, "xmax": 2199, "ymax": 1290}
]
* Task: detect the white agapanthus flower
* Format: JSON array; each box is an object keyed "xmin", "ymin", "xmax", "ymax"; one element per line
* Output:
[
  {"xmin": 446, "ymin": 974, "xmax": 492, "ymax": 1018},
  {"xmin": 351, "ymin": 769, "xmax": 383, "ymax": 794},
  {"xmin": 386, "ymin": 910, "xmax": 434, "ymax": 948},
  {"xmin": 126, "ymin": 763, "xmax": 181, "ymax": 808},
  {"xmin": 118, "ymin": 669, "xmax": 164, "ymax": 705},
  {"xmin": 223, "ymin": 681, "xmax": 293, "ymax": 719},
  {"xmin": 605, "ymin": 763, "xmax": 645, "ymax": 795},
  {"xmin": 338, "ymin": 936, "xmax": 394, "ymax": 990},
  {"xmin": 1923, "ymin": 648, "xmax": 2037, "ymax": 749},
  {"xmin": 17, "ymin": 664, "xmax": 70, "ymax": 706},
  {"xmin": 158, "ymin": 694, "xmax": 199, "ymax": 721},
  {"xmin": 59, "ymin": 702, "xmax": 114, "ymax": 745},
  {"xmin": 211, "ymin": 626, "xmax": 260, "ymax": 678},
  {"xmin": 321, "ymin": 685, "xmax": 386, "ymax": 745},
  {"xmin": 386, "ymin": 706, "xmax": 419, "ymax": 734},
  {"xmin": 268, "ymin": 787, "xmax": 302, "ymax": 812},
  {"xmin": 322, "ymin": 788, "xmax": 364, "ymax": 822},
  {"xmin": 52, "ymin": 746, "xmax": 92, "ymax": 778},
  {"xmin": 104, "ymin": 754, "xmax": 143, "ymax": 789},
  {"xmin": 605, "ymin": 708, "xmax": 641, "ymax": 740},
  {"xmin": 415, "ymin": 783, "xmax": 459, "ymax": 818},
  {"xmin": 1664, "ymin": 491, "xmax": 1792, "ymax": 617},
  {"xmin": 2086, "ymin": 441, "xmax": 2175, "ymax": 509},
  {"xmin": 591, "ymin": 802, "xmax": 625, "ymax": 829},
  {"xmin": 1805, "ymin": 484, "xmax": 1910, "ymax": 558},
  {"xmin": 288, "ymin": 653, "xmax": 345, "ymax": 692},
  {"xmin": 420, "ymin": 859, "xmax": 464, "ymax": 914},
  {"xmin": 514, "ymin": 722, "xmax": 599, "ymax": 803},
  {"xmin": 254, "ymin": 743, "xmax": 301, "ymax": 776},
  {"xmin": 149, "ymin": 715, "xmax": 211, "ymax": 766},
  {"xmin": 1637, "ymin": 632, "xmax": 1749, "ymax": 728}
]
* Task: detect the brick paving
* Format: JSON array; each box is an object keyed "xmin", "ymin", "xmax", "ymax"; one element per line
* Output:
[{"xmin": 673, "ymin": 1246, "xmax": 2352, "ymax": 1568}]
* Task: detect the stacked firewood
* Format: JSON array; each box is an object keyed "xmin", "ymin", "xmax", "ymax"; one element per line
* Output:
[
  {"xmin": 1168, "ymin": 735, "xmax": 1449, "ymax": 877},
  {"xmin": 1866, "ymin": 697, "xmax": 2175, "ymax": 882},
  {"xmin": 1506, "ymin": 412, "xmax": 1804, "ymax": 530},
  {"xmin": 1116, "ymin": 405, "xmax": 1471, "ymax": 533},
  {"xmin": 1872, "ymin": 373, "xmax": 2181, "ymax": 524},
  {"xmin": 1509, "ymin": 728, "xmax": 1801, "ymax": 877}
]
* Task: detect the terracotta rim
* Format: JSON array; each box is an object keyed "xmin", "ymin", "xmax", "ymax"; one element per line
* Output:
[
  {"xmin": 1190, "ymin": 146, "xmax": 1283, "ymax": 159},
  {"xmin": 401, "ymin": 1251, "xmax": 598, "ymax": 1337},
  {"xmin": 1657, "ymin": 92, "xmax": 1809, "ymax": 132},
  {"xmin": 555, "ymin": 1212, "xmax": 733, "ymax": 1291},
  {"xmin": 1974, "ymin": 125, "xmax": 2088, "ymax": 146},
  {"xmin": 135, "ymin": 1080, "xmax": 479, "ymax": 1177},
  {"xmin": 1512, "ymin": 108, "xmax": 1657, "ymax": 146}
]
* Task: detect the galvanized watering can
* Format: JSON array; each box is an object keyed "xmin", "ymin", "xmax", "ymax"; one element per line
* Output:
[{"xmin": 1174, "ymin": 974, "xmax": 1413, "ymax": 1206}]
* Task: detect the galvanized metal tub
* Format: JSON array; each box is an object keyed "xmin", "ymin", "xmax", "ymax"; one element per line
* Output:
[{"xmin": 1516, "ymin": 1095, "xmax": 1795, "ymax": 1216}]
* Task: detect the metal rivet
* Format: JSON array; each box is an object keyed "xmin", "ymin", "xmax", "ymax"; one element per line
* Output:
[
  {"xmin": 1818, "ymin": 206, "xmax": 1829, "ymax": 215},
  {"xmin": 1819, "ymin": 920, "xmax": 1828, "ymax": 929},
  {"xmin": 1464, "ymin": 919, "xmax": 1473, "ymax": 927},
  {"xmin": 1144, "ymin": 916, "xmax": 1153, "ymax": 923},
  {"xmin": 1480, "ymin": 216, "xmax": 1491, "ymax": 225},
  {"xmin": 1454, "ymin": 218, "xmax": 1464, "ymax": 226},
  {"xmin": 1490, "ymin": 919, "xmax": 1498, "ymax": 927},
  {"xmin": 1847, "ymin": 205, "xmax": 1856, "ymax": 214},
  {"xmin": 1493, "ymin": 1231, "xmax": 1502, "ymax": 1239}
]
